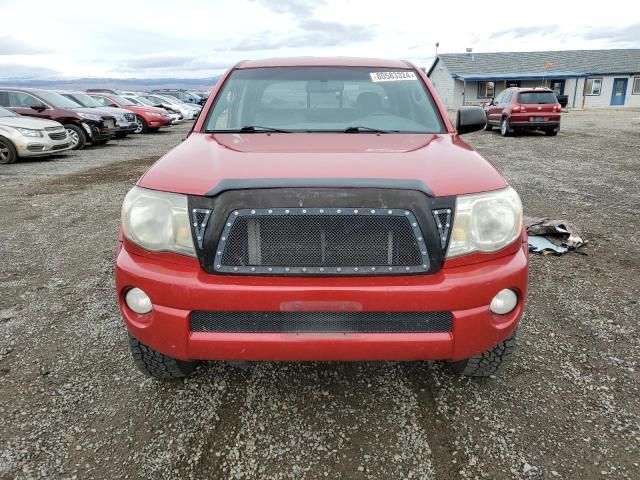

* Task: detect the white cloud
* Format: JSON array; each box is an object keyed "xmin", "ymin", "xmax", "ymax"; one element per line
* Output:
[{"xmin": 0, "ymin": 0, "xmax": 638, "ymax": 79}]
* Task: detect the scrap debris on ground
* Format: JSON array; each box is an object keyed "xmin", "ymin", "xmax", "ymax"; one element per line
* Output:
[{"xmin": 526, "ymin": 215, "xmax": 585, "ymax": 255}]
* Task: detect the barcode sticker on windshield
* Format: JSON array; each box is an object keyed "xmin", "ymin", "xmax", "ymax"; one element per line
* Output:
[{"xmin": 370, "ymin": 71, "xmax": 417, "ymax": 82}]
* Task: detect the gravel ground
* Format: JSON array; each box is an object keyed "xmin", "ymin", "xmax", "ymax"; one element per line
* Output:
[{"xmin": 1, "ymin": 111, "xmax": 639, "ymax": 479}]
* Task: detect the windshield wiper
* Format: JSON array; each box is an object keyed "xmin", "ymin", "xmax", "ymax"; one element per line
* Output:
[
  {"xmin": 239, "ymin": 125, "xmax": 291, "ymax": 133},
  {"xmin": 343, "ymin": 126, "xmax": 389, "ymax": 133}
]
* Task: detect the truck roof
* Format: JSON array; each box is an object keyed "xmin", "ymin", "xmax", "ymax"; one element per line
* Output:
[{"xmin": 237, "ymin": 57, "xmax": 412, "ymax": 69}]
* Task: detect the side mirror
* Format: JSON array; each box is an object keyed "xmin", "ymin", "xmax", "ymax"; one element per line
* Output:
[
  {"xmin": 30, "ymin": 103, "xmax": 47, "ymax": 112},
  {"xmin": 456, "ymin": 106, "xmax": 486, "ymax": 135}
]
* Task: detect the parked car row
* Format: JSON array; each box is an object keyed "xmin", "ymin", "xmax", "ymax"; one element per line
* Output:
[{"xmin": 0, "ymin": 86, "xmax": 203, "ymax": 164}]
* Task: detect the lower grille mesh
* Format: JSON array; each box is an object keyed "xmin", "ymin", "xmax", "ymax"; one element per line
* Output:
[{"xmin": 190, "ymin": 311, "xmax": 452, "ymax": 333}]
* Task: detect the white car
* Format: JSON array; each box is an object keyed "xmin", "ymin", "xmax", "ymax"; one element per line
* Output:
[
  {"xmin": 0, "ymin": 106, "xmax": 72, "ymax": 164},
  {"xmin": 123, "ymin": 96, "xmax": 184, "ymax": 124},
  {"xmin": 143, "ymin": 94, "xmax": 200, "ymax": 120}
]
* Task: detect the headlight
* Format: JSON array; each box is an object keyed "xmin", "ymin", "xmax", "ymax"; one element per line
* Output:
[
  {"xmin": 446, "ymin": 187, "xmax": 522, "ymax": 258},
  {"xmin": 121, "ymin": 186, "xmax": 196, "ymax": 257},
  {"xmin": 14, "ymin": 127, "xmax": 43, "ymax": 137},
  {"xmin": 78, "ymin": 112, "xmax": 102, "ymax": 121}
]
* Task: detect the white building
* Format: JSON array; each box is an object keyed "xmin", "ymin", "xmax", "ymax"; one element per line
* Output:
[{"xmin": 427, "ymin": 49, "xmax": 640, "ymax": 110}]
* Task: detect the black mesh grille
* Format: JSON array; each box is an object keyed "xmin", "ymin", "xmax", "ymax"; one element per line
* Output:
[
  {"xmin": 215, "ymin": 208, "xmax": 429, "ymax": 275},
  {"xmin": 432, "ymin": 209, "xmax": 452, "ymax": 249},
  {"xmin": 191, "ymin": 311, "xmax": 452, "ymax": 333}
]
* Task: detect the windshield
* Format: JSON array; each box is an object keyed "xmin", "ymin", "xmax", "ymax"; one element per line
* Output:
[
  {"xmin": 155, "ymin": 95, "xmax": 181, "ymax": 105},
  {"xmin": 36, "ymin": 91, "xmax": 85, "ymax": 109},
  {"xmin": 0, "ymin": 106, "xmax": 17, "ymax": 117},
  {"xmin": 204, "ymin": 67, "xmax": 444, "ymax": 133},
  {"xmin": 135, "ymin": 96, "xmax": 155, "ymax": 106},
  {"xmin": 110, "ymin": 95, "xmax": 135, "ymax": 106},
  {"xmin": 518, "ymin": 92, "xmax": 558, "ymax": 104},
  {"xmin": 65, "ymin": 93, "xmax": 103, "ymax": 108}
]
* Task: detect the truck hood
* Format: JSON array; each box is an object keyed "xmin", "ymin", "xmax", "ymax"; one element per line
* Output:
[
  {"xmin": 138, "ymin": 133, "xmax": 508, "ymax": 197},
  {"xmin": 0, "ymin": 116, "xmax": 63, "ymax": 129}
]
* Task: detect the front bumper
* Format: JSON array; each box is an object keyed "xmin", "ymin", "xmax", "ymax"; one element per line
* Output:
[
  {"xmin": 84, "ymin": 121, "xmax": 118, "ymax": 141},
  {"xmin": 16, "ymin": 137, "xmax": 73, "ymax": 157},
  {"xmin": 116, "ymin": 236, "xmax": 528, "ymax": 362}
]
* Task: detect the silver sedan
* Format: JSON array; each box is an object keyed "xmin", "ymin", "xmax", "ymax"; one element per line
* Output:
[{"xmin": 0, "ymin": 106, "xmax": 72, "ymax": 164}]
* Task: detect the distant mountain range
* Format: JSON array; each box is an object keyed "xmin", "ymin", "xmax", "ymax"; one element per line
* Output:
[{"xmin": 0, "ymin": 76, "xmax": 221, "ymax": 92}]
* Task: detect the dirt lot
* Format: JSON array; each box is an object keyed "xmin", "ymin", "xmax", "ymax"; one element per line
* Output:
[{"xmin": 1, "ymin": 111, "xmax": 639, "ymax": 480}]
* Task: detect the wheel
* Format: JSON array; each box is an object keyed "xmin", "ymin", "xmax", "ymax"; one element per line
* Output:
[
  {"xmin": 449, "ymin": 331, "xmax": 516, "ymax": 377},
  {"xmin": 500, "ymin": 117, "xmax": 511, "ymax": 137},
  {"xmin": 544, "ymin": 129, "xmax": 558, "ymax": 136},
  {"xmin": 91, "ymin": 138, "xmax": 110, "ymax": 146},
  {"xmin": 64, "ymin": 124, "xmax": 86, "ymax": 150},
  {"xmin": 0, "ymin": 136, "xmax": 18, "ymax": 164},
  {"xmin": 128, "ymin": 334, "xmax": 197, "ymax": 380},
  {"xmin": 484, "ymin": 122, "xmax": 493, "ymax": 131},
  {"xmin": 134, "ymin": 116, "xmax": 148, "ymax": 134}
]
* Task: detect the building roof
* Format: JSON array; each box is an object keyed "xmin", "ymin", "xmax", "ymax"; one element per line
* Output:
[
  {"xmin": 238, "ymin": 57, "xmax": 412, "ymax": 69},
  {"xmin": 429, "ymin": 49, "xmax": 640, "ymax": 78}
]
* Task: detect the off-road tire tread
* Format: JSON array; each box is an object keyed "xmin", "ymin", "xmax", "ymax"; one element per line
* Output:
[
  {"xmin": 450, "ymin": 332, "xmax": 516, "ymax": 377},
  {"xmin": 128, "ymin": 334, "xmax": 197, "ymax": 380}
]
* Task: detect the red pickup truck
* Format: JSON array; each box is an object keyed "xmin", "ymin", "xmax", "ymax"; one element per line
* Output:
[{"xmin": 116, "ymin": 57, "xmax": 527, "ymax": 380}]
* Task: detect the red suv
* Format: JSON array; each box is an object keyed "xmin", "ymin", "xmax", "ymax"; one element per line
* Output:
[
  {"xmin": 485, "ymin": 88, "xmax": 561, "ymax": 136},
  {"xmin": 87, "ymin": 93, "xmax": 171, "ymax": 133},
  {"xmin": 116, "ymin": 57, "xmax": 527, "ymax": 380}
]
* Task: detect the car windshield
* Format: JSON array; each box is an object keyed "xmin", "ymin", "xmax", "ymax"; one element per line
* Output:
[
  {"xmin": 110, "ymin": 95, "xmax": 135, "ymax": 106},
  {"xmin": 155, "ymin": 95, "xmax": 181, "ymax": 105},
  {"xmin": 204, "ymin": 67, "xmax": 444, "ymax": 133},
  {"xmin": 36, "ymin": 91, "xmax": 84, "ymax": 109},
  {"xmin": 0, "ymin": 106, "xmax": 17, "ymax": 117},
  {"xmin": 518, "ymin": 92, "xmax": 558, "ymax": 104},
  {"xmin": 135, "ymin": 97, "xmax": 155, "ymax": 106},
  {"xmin": 65, "ymin": 93, "xmax": 103, "ymax": 108}
]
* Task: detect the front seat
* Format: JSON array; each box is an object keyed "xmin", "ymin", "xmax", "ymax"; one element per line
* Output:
[{"xmin": 356, "ymin": 92, "xmax": 384, "ymax": 116}]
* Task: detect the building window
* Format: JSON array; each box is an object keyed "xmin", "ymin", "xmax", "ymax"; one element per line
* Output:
[
  {"xmin": 633, "ymin": 77, "xmax": 640, "ymax": 95},
  {"xmin": 585, "ymin": 78, "xmax": 602, "ymax": 96},
  {"xmin": 477, "ymin": 81, "xmax": 495, "ymax": 98}
]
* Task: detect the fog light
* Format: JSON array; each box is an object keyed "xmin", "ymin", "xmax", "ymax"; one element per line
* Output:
[
  {"xmin": 125, "ymin": 288, "xmax": 152, "ymax": 314},
  {"xmin": 490, "ymin": 289, "xmax": 518, "ymax": 315}
]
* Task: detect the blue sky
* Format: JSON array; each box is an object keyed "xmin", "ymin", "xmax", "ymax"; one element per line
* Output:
[{"xmin": 0, "ymin": 0, "xmax": 638, "ymax": 79}]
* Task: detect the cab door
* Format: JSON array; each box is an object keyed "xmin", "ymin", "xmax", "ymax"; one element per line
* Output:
[{"xmin": 487, "ymin": 92, "xmax": 503, "ymax": 124}]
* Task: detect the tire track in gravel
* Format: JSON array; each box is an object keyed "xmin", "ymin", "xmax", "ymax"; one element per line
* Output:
[
  {"xmin": 188, "ymin": 365, "xmax": 252, "ymax": 479},
  {"xmin": 402, "ymin": 362, "xmax": 466, "ymax": 480},
  {"xmin": 224, "ymin": 362, "xmax": 435, "ymax": 480}
]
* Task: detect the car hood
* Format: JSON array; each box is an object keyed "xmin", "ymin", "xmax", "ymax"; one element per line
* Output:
[
  {"xmin": 0, "ymin": 116, "xmax": 63, "ymax": 129},
  {"xmin": 83, "ymin": 106, "xmax": 132, "ymax": 117},
  {"xmin": 131, "ymin": 105, "xmax": 166, "ymax": 114},
  {"xmin": 138, "ymin": 133, "xmax": 508, "ymax": 197},
  {"xmin": 73, "ymin": 107, "xmax": 115, "ymax": 119}
]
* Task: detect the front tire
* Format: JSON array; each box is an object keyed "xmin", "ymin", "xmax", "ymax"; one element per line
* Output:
[
  {"xmin": 0, "ymin": 136, "xmax": 18, "ymax": 164},
  {"xmin": 128, "ymin": 334, "xmax": 198, "ymax": 380},
  {"xmin": 449, "ymin": 331, "xmax": 516, "ymax": 377},
  {"xmin": 64, "ymin": 124, "xmax": 86, "ymax": 150},
  {"xmin": 134, "ymin": 116, "xmax": 148, "ymax": 134}
]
